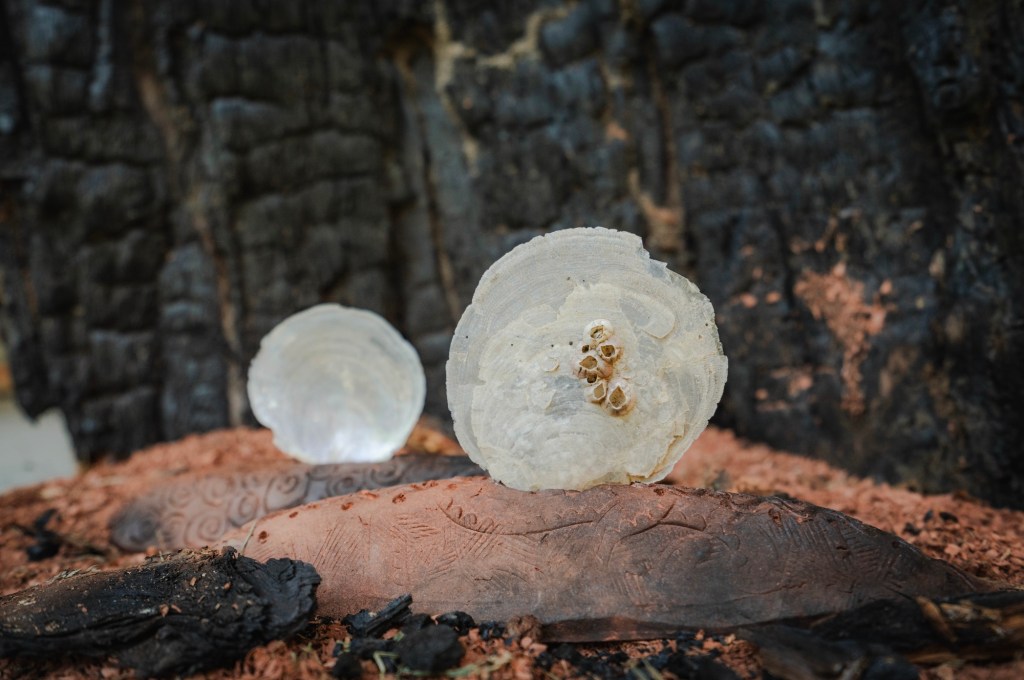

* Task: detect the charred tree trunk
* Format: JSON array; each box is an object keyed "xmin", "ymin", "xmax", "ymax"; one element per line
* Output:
[{"xmin": 0, "ymin": 0, "xmax": 1022, "ymax": 507}]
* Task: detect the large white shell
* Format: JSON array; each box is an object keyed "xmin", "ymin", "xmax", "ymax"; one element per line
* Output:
[
  {"xmin": 447, "ymin": 227, "xmax": 727, "ymax": 491},
  {"xmin": 248, "ymin": 304, "xmax": 426, "ymax": 464}
]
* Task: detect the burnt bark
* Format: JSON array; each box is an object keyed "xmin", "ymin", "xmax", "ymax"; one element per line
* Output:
[
  {"xmin": 0, "ymin": 547, "xmax": 319, "ymax": 677},
  {"xmin": 0, "ymin": 0, "xmax": 1022, "ymax": 506},
  {"xmin": 744, "ymin": 589, "xmax": 1024, "ymax": 672}
]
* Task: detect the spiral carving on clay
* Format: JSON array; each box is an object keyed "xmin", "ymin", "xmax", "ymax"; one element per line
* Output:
[
  {"xmin": 366, "ymin": 460, "xmax": 406, "ymax": 487},
  {"xmin": 163, "ymin": 482, "xmax": 197, "ymax": 510},
  {"xmin": 315, "ymin": 470, "xmax": 363, "ymax": 499},
  {"xmin": 109, "ymin": 505, "xmax": 161, "ymax": 551},
  {"xmin": 264, "ymin": 469, "xmax": 311, "ymax": 512},
  {"xmin": 227, "ymin": 489, "xmax": 263, "ymax": 527},
  {"xmin": 109, "ymin": 455, "xmax": 486, "ymax": 551},
  {"xmin": 199, "ymin": 474, "xmax": 237, "ymax": 506},
  {"xmin": 183, "ymin": 511, "xmax": 229, "ymax": 547},
  {"xmin": 241, "ymin": 470, "xmax": 272, "ymax": 492},
  {"xmin": 158, "ymin": 512, "xmax": 189, "ymax": 550}
]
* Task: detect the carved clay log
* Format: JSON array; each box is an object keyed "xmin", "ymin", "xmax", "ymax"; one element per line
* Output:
[
  {"xmin": 221, "ymin": 477, "xmax": 993, "ymax": 642},
  {"xmin": 110, "ymin": 454, "xmax": 483, "ymax": 551},
  {"xmin": 0, "ymin": 548, "xmax": 319, "ymax": 677}
]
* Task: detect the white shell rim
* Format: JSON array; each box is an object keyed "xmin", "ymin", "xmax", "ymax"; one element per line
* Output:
[
  {"xmin": 248, "ymin": 304, "xmax": 426, "ymax": 464},
  {"xmin": 446, "ymin": 227, "xmax": 727, "ymax": 491}
]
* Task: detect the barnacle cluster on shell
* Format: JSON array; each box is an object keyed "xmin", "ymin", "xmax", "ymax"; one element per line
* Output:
[
  {"xmin": 446, "ymin": 227, "xmax": 727, "ymax": 492},
  {"xmin": 575, "ymin": 320, "xmax": 633, "ymax": 415},
  {"xmin": 247, "ymin": 304, "xmax": 425, "ymax": 464}
]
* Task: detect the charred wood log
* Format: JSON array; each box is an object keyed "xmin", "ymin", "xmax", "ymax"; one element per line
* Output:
[
  {"xmin": 810, "ymin": 589, "xmax": 1024, "ymax": 664},
  {"xmin": 0, "ymin": 548, "xmax": 319, "ymax": 677},
  {"xmin": 743, "ymin": 590, "xmax": 1024, "ymax": 678},
  {"xmin": 0, "ymin": 0, "xmax": 1022, "ymax": 508}
]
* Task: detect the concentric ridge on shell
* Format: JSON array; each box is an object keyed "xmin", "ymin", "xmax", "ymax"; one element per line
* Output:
[
  {"xmin": 248, "ymin": 304, "xmax": 426, "ymax": 464},
  {"xmin": 446, "ymin": 227, "xmax": 728, "ymax": 492}
]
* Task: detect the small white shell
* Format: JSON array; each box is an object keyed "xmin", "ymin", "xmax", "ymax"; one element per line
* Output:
[
  {"xmin": 248, "ymin": 304, "xmax": 425, "ymax": 464},
  {"xmin": 446, "ymin": 227, "xmax": 727, "ymax": 491}
]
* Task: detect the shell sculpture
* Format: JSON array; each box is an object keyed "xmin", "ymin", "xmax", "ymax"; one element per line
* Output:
[
  {"xmin": 447, "ymin": 227, "xmax": 727, "ymax": 491},
  {"xmin": 248, "ymin": 304, "xmax": 426, "ymax": 464}
]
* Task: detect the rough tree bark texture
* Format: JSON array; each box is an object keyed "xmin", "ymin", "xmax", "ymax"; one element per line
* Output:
[{"xmin": 0, "ymin": 1, "xmax": 1022, "ymax": 506}]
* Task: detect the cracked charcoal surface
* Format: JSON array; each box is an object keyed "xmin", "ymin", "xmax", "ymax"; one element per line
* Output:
[
  {"xmin": 0, "ymin": 0, "xmax": 1022, "ymax": 507},
  {"xmin": 393, "ymin": 625, "xmax": 465, "ymax": 673},
  {"xmin": 0, "ymin": 548, "xmax": 320, "ymax": 677}
]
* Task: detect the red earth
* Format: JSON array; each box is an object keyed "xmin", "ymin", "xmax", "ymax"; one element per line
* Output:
[{"xmin": 1, "ymin": 423, "xmax": 1021, "ymax": 679}]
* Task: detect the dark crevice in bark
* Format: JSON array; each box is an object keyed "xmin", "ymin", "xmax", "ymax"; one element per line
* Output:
[
  {"xmin": 396, "ymin": 48, "xmax": 462, "ymax": 328},
  {"xmin": 0, "ymin": 0, "xmax": 30, "ymax": 137},
  {"xmin": 642, "ymin": 36, "xmax": 687, "ymax": 272},
  {"xmin": 384, "ymin": 166, "xmax": 410, "ymax": 333},
  {"xmin": 0, "ymin": 191, "xmax": 52, "ymax": 417}
]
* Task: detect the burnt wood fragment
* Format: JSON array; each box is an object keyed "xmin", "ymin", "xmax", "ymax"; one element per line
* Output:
[
  {"xmin": 342, "ymin": 594, "xmax": 413, "ymax": 638},
  {"xmin": 332, "ymin": 600, "xmax": 465, "ymax": 676},
  {"xmin": 0, "ymin": 547, "xmax": 319, "ymax": 677},
  {"xmin": 663, "ymin": 653, "xmax": 741, "ymax": 680},
  {"xmin": 742, "ymin": 590, "xmax": 1024, "ymax": 677},
  {"xmin": 109, "ymin": 454, "xmax": 483, "ymax": 551},
  {"xmin": 742, "ymin": 626, "xmax": 919, "ymax": 680},
  {"xmin": 12, "ymin": 509, "xmax": 61, "ymax": 561},
  {"xmin": 812, "ymin": 590, "xmax": 1024, "ymax": 663},
  {"xmin": 393, "ymin": 625, "xmax": 464, "ymax": 673},
  {"xmin": 222, "ymin": 478, "xmax": 994, "ymax": 641},
  {"xmin": 11, "ymin": 508, "xmax": 108, "ymax": 562},
  {"xmin": 435, "ymin": 610, "xmax": 476, "ymax": 635}
]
